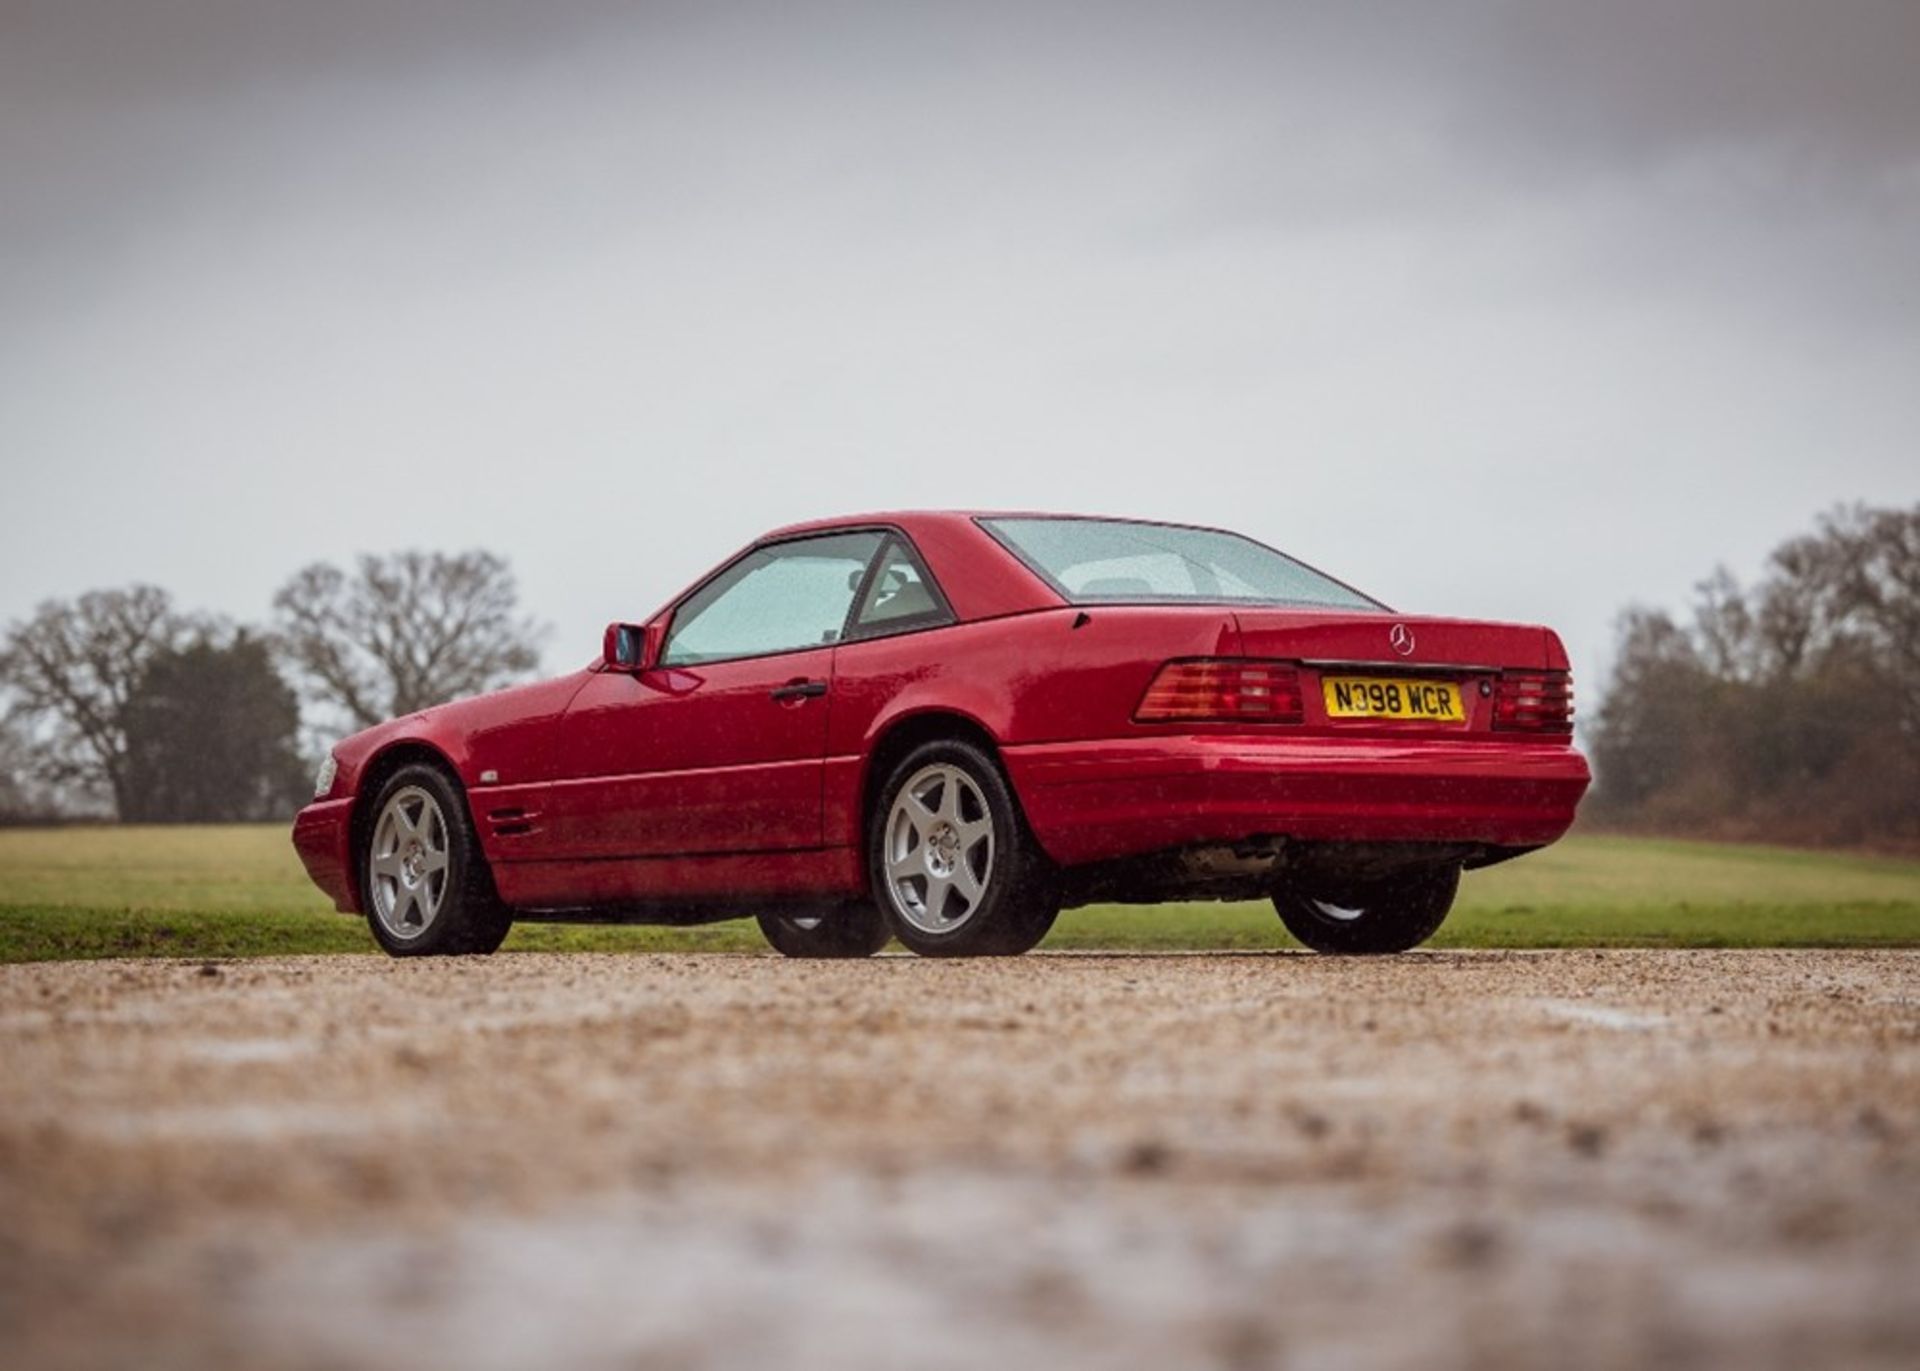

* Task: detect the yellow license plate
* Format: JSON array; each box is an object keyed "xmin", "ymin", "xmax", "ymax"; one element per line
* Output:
[{"xmin": 1322, "ymin": 676, "xmax": 1464, "ymax": 722}]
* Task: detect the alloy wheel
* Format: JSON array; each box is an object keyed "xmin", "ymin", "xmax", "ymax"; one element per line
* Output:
[
  {"xmin": 369, "ymin": 785, "xmax": 450, "ymax": 943},
  {"xmin": 883, "ymin": 763, "xmax": 995, "ymax": 933}
]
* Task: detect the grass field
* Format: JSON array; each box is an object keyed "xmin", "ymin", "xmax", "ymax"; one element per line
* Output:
[{"xmin": 2, "ymin": 823, "xmax": 1917, "ymax": 962}]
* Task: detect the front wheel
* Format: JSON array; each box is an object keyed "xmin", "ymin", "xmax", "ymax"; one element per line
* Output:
[
  {"xmin": 757, "ymin": 903, "xmax": 892, "ymax": 958},
  {"xmin": 363, "ymin": 764, "xmax": 514, "ymax": 957},
  {"xmin": 869, "ymin": 740, "xmax": 1059, "ymax": 957},
  {"xmin": 1272, "ymin": 864, "xmax": 1459, "ymax": 954}
]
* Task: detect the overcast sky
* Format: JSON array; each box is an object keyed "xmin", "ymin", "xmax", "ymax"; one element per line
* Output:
[{"xmin": 3, "ymin": 0, "xmax": 1917, "ymax": 703}]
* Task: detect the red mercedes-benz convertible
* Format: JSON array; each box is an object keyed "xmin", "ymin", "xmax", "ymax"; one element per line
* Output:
[{"xmin": 293, "ymin": 513, "xmax": 1589, "ymax": 958}]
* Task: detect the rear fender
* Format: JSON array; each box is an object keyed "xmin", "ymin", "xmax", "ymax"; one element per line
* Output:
[{"xmin": 824, "ymin": 607, "xmax": 1240, "ymax": 849}]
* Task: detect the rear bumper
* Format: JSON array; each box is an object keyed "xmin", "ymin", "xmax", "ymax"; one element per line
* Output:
[
  {"xmin": 1002, "ymin": 734, "xmax": 1591, "ymax": 867},
  {"xmin": 292, "ymin": 797, "xmax": 359, "ymax": 913}
]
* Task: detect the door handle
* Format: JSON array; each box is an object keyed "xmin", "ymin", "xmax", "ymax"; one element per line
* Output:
[{"xmin": 771, "ymin": 679, "xmax": 828, "ymax": 702}]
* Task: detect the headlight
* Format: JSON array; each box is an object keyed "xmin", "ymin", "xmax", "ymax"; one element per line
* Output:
[{"xmin": 314, "ymin": 753, "xmax": 339, "ymax": 798}]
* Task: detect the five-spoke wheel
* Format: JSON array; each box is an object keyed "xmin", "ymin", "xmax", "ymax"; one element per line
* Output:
[
  {"xmin": 883, "ymin": 762, "xmax": 996, "ymax": 936},
  {"xmin": 868, "ymin": 740, "xmax": 1058, "ymax": 957},
  {"xmin": 362, "ymin": 764, "xmax": 513, "ymax": 957},
  {"xmin": 369, "ymin": 785, "xmax": 451, "ymax": 945}
]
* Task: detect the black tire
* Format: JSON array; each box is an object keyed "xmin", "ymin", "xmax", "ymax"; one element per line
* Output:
[
  {"xmin": 1272, "ymin": 864, "xmax": 1459, "ymax": 954},
  {"xmin": 757, "ymin": 902, "xmax": 892, "ymax": 958},
  {"xmin": 361, "ymin": 763, "xmax": 514, "ymax": 957},
  {"xmin": 978, "ymin": 895, "xmax": 1060, "ymax": 957},
  {"xmin": 868, "ymin": 739, "xmax": 1059, "ymax": 957}
]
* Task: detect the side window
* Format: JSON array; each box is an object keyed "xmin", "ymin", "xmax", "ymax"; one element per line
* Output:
[
  {"xmin": 850, "ymin": 538, "xmax": 953, "ymax": 637},
  {"xmin": 662, "ymin": 532, "xmax": 884, "ymax": 666}
]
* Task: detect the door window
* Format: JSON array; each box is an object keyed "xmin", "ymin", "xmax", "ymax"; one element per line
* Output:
[{"xmin": 662, "ymin": 532, "xmax": 885, "ymax": 666}]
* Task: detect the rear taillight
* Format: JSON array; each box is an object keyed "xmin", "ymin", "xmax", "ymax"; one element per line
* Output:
[
  {"xmin": 1135, "ymin": 659, "xmax": 1305, "ymax": 724},
  {"xmin": 1493, "ymin": 670, "xmax": 1574, "ymax": 733}
]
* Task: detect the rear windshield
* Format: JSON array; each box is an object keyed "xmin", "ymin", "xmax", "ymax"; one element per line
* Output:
[{"xmin": 980, "ymin": 517, "xmax": 1383, "ymax": 611}]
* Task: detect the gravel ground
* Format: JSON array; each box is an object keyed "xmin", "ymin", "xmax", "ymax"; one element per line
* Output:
[{"xmin": 1, "ymin": 949, "xmax": 1916, "ymax": 1371}]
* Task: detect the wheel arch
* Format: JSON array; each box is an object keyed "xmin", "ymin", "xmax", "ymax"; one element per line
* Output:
[
  {"xmin": 858, "ymin": 706, "xmax": 1063, "ymax": 956},
  {"xmin": 858, "ymin": 708, "xmax": 1009, "ymax": 837}
]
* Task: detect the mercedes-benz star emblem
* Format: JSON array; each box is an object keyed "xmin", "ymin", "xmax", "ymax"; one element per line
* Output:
[{"xmin": 1389, "ymin": 623, "xmax": 1415, "ymax": 657}]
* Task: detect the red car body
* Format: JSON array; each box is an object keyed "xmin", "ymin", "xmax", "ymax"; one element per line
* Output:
[{"xmin": 293, "ymin": 512, "xmax": 1590, "ymax": 924}]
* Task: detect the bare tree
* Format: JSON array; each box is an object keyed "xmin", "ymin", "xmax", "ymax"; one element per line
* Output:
[
  {"xmin": 1816, "ymin": 504, "xmax": 1920, "ymax": 743},
  {"xmin": 0, "ymin": 716, "xmax": 54, "ymax": 820},
  {"xmin": 1589, "ymin": 606, "xmax": 1714, "ymax": 811},
  {"xmin": 0, "ymin": 585, "xmax": 206, "ymax": 816},
  {"xmin": 1750, "ymin": 504, "xmax": 1920, "ymax": 743},
  {"xmin": 1691, "ymin": 567, "xmax": 1758, "ymax": 683},
  {"xmin": 272, "ymin": 550, "xmax": 545, "ymax": 731},
  {"xmin": 1590, "ymin": 501, "xmax": 1919, "ymax": 848}
]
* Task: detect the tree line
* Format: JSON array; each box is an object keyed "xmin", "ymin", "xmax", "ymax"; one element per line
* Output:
[
  {"xmin": 4, "ymin": 506, "xmax": 1914, "ymax": 844},
  {"xmin": 1588, "ymin": 502, "xmax": 1918, "ymax": 850},
  {"xmin": 0, "ymin": 552, "xmax": 543, "ymax": 823}
]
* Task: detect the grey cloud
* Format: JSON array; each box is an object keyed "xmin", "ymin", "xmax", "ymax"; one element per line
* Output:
[
  {"xmin": 1465, "ymin": 1, "xmax": 1920, "ymax": 182},
  {"xmin": 0, "ymin": 0, "xmax": 1914, "ymax": 698}
]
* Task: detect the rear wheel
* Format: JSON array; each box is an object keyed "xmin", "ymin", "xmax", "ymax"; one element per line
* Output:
[
  {"xmin": 757, "ymin": 903, "xmax": 891, "ymax": 958},
  {"xmin": 1272, "ymin": 864, "xmax": 1459, "ymax": 954},
  {"xmin": 869, "ymin": 740, "xmax": 1059, "ymax": 957},
  {"xmin": 363, "ymin": 764, "xmax": 513, "ymax": 957}
]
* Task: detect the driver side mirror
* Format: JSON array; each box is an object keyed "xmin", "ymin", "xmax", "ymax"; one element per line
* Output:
[{"xmin": 601, "ymin": 621, "xmax": 660, "ymax": 672}]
